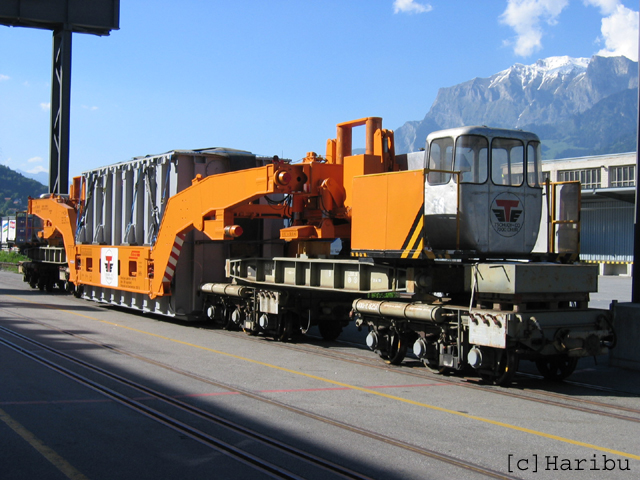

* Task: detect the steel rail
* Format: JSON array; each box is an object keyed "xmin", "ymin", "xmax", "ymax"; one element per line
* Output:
[
  {"xmin": 217, "ymin": 329, "xmax": 640, "ymax": 420},
  {"xmin": 0, "ymin": 326, "xmax": 377, "ymax": 480},
  {"xmin": 0, "ymin": 333, "xmax": 325, "ymax": 480},
  {"xmin": 0, "ymin": 317, "xmax": 519, "ymax": 480}
]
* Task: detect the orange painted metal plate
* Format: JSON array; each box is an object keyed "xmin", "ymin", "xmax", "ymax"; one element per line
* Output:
[{"xmin": 351, "ymin": 170, "xmax": 424, "ymax": 253}]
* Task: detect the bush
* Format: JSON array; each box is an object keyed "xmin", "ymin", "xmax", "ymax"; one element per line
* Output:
[{"xmin": 0, "ymin": 250, "xmax": 28, "ymax": 264}]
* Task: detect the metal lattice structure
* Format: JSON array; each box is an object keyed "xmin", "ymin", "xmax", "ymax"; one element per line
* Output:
[{"xmin": 0, "ymin": 0, "xmax": 119, "ymax": 195}]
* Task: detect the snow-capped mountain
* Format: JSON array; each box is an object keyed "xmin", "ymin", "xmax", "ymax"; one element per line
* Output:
[{"xmin": 395, "ymin": 55, "xmax": 638, "ymax": 158}]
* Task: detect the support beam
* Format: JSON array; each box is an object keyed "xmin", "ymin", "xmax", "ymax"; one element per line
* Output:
[
  {"xmin": 633, "ymin": 23, "xmax": 640, "ymax": 303},
  {"xmin": 49, "ymin": 28, "xmax": 72, "ymax": 195}
]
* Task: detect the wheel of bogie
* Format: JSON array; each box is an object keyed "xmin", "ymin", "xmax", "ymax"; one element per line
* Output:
[
  {"xmin": 479, "ymin": 349, "xmax": 519, "ymax": 386},
  {"xmin": 379, "ymin": 333, "xmax": 407, "ymax": 366},
  {"xmin": 494, "ymin": 350, "xmax": 519, "ymax": 386},
  {"xmin": 318, "ymin": 321, "xmax": 342, "ymax": 341},
  {"xmin": 275, "ymin": 312, "xmax": 297, "ymax": 342},
  {"xmin": 221, "ymin": 307, "xmax": 236, "ymax": 330},
  {"xmin": 535, "ymin": 356, "xmax": 578, "ymax": 381}
]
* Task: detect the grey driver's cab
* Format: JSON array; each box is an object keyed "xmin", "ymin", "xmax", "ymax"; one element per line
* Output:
[{"xmin": 422, "ymin": 126, "xmax": 543, "ymax": 255}]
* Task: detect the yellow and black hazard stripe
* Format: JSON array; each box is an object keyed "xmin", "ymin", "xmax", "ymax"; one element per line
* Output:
[{"xmin": 400, "ymin": 206, "xmax": 425, "ymax": 260}]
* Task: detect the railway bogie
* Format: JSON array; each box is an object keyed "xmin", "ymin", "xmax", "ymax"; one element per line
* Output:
[
  {"xmin": 352, "ymin": 264, "xmax": 614, "ymax": 386},
  {"xmin": 199, "ymin": 282, "xmax": 352, "ymax": 341}
]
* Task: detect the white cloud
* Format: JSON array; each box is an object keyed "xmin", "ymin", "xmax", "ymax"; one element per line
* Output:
[
  {"xmin": 502, "ymin": 0, "xmax": 638, "ymax": 61},
  {"xmin": 40, "ymin": 103, "xmax": 51, "ymax": 111},
  {"xmin": 500, "ymin": 0, "xmax": 570, "ymax": 57},
  {"xmin": 583, "ymin": 0, "xmax": 619, "ymax": 15},
  {"xmin": 393, "ymin": 0, "xmax": 432, "ymax": 14},
  {"xmin": 82, "ymin": 105, "xmax": 99, "ymax": 111},
  {"xmin": 0, "ymin": 74, "xmax": 9, "ymax": 82},
  {"xmin": 589, "ymin": 2, "xmax": 639, "ymax": 61},
  {"xmin": 26, "ymin": 165, "xmax": 47, "ymax": 174},
  {"xmin": 27, "ymin": 156, "xmax": 43, "ymax": 163}
]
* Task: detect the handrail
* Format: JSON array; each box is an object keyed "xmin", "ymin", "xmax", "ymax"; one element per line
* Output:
[{"xmin": 547, "ymin": 180, "xmax": 581, "ymax": 254}]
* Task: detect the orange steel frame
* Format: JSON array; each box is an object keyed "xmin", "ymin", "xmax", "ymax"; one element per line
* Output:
[{"xmin": 29, "ymin": 117, "xmax": 401, "ymax": 299}]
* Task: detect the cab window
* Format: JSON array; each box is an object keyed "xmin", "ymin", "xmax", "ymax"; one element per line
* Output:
[
  {"xmin": 427, "ymin": 137, "xmax": 454, "ymax": 185},
  {"xmin": 454, "ymin": 135, "xmax": 488, "ymax": 184},
  {"xmin": 527, "ymin": 141, "xmax": 543, "ymax": 187},
  {"xmin": 491, "ymin": 138, "xmax": 524, "ymax": 186}
]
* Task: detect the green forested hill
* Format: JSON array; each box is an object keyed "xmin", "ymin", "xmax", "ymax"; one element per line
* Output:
[{"xmin": 0, "ymin": 165, "xmax": 48, "ymax": 216}]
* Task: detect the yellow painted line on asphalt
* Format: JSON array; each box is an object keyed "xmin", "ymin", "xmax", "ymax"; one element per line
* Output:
[
  {"xmin": 0, "ymin": 407, "xmax": 89, "ymax": 480},
  {"xmin": 8, "ymin": 294, "xmax": 640, "ymax": 461}
]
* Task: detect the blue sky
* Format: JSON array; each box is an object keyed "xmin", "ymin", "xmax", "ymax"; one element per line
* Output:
[{"xmin": 0, "ymin": 0, "xmax": 638, "ymax": 180}]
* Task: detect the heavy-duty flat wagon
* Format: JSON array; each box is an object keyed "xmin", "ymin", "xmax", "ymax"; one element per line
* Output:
[{"xmin": 21, "ymin": 117, "xmax": 616, "ymax": 385}]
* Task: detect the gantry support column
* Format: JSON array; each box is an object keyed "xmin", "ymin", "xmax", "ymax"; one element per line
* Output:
[{"xmin": 49, "ymin": 27, "xmax": 72, "ymax": 195}]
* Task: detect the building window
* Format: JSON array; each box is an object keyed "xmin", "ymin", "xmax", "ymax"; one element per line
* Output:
[
  {"xmin": 541, "ymin": 171, "xmax": 551, "ymax": 184},
  {"xmin": 558, "ymin": 168, "xmax": 601, "ymax": 189},
  {"xmin": 610, "ymin": 165, "xmax": 635, "ymax": 187}
]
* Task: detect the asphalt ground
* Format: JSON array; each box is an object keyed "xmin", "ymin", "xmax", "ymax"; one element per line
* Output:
[{"xmin": 1, "ymin": 270, "xmax": 639, "ymax": 480}]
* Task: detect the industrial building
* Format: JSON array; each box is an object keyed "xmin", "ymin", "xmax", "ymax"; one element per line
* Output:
[{"xmin": 542, "ymin": 152, "xmax": 636, "ymax": 275}]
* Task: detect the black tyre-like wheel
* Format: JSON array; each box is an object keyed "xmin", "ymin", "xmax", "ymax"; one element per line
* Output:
[
  {"xmin": 221, "ymin": 308, "xmax": 236, "ymax": 330},
  {"xmin": 535, "ymin": 356, "xmax": 578, "ymax": 381},
  {"xmin": 493, "ymin": 350, "xmax": 519, "ymax": 386},
  {"xmin": 318, "ymin": 321, "xmax": 342, "ymax": 341},
  {"xmin": 275, "ymin": 312, "xmax": 297, "ymax": 342},
  {"xmin": 379, "ymin": 333, "xmax": 407, "ymax": 366},
  {"xmin": 480, "ymin": 350, "xmax": 519, "ymax": 387}
]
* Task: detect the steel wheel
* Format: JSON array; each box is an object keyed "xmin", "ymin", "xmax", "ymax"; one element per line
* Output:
[
  {"xmin": 318, "ymin": 321, "xmax": 342, "ymax": 341},
  {"xmin": 535, "ymin": 356, "xmax": 578, "ymax": 381},
  {"xmin": 494, "ymin": 350, "xmax": 519, "ymax": 386},
  {"xmin": 480, "ymin": 349, "xmax": 519, "ymax": 387},
  {"xmin": 221, "ymin": 313, "xmax": 235, "ymax": 330},
  {"xmin": 379, "ymin": 332, "xmax": 407, "ymax": 365}
]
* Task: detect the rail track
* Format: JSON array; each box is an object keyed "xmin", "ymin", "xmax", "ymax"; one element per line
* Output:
[
  {"xmin": 0, "ymin": 308, "xmax": 525, "ymax": 480},
  {"xmin": 2, "ymin": 287, "xmax": 640, "ymax": 478},
  {"xmin": 210, "ymin": 328, "xmax": 640, "ymax": 422},
  {"xmin": 4, "ymin": 295, "xmax": 640, "ymax": 425},
  {"xmin": 0, "ymin": 327, "xmax": 378, "ymax": 480}
]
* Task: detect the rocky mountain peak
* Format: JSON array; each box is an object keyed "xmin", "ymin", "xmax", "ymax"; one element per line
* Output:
[{"xmin": 395, "ymin": 55, "xmax": 638, "ymax": 158}]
